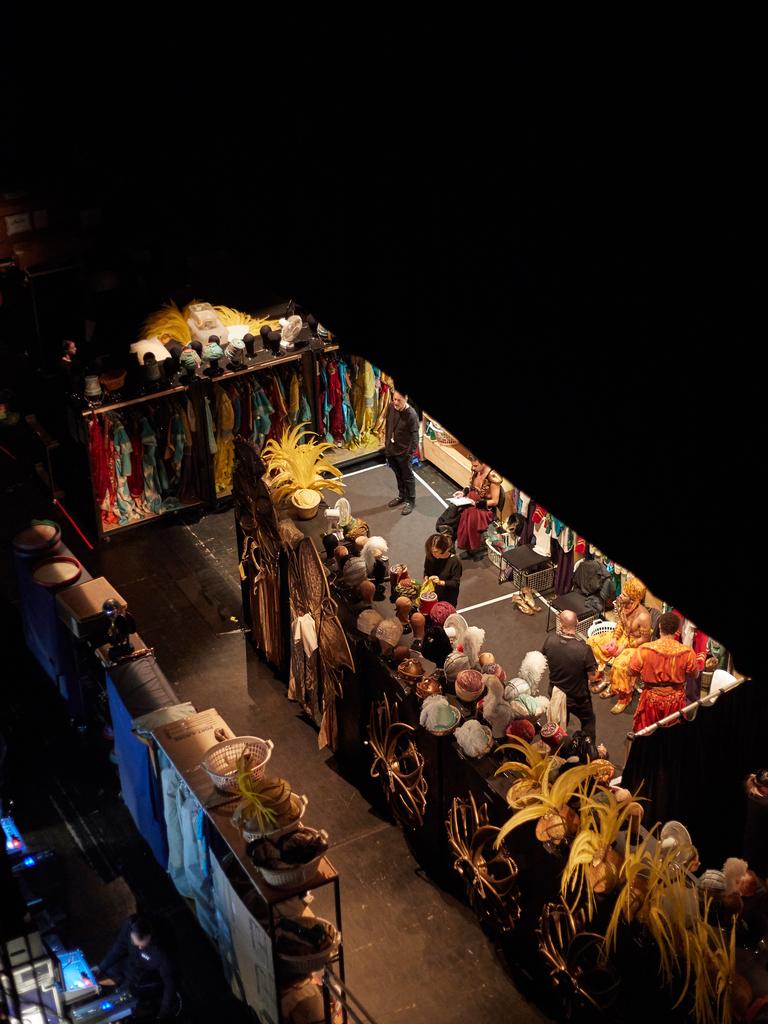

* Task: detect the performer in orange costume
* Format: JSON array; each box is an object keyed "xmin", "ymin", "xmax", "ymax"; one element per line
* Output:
[{"xmin": 629, "ymin": 611, "xmax": 704, "ymax": 731}]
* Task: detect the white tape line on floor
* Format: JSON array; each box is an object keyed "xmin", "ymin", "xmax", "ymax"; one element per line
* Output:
[
  {"xmin": 342, "ymin": 463, "xmax": 388, "ymax": 478},
  {"xmin": 458, "ymin": 592, "xmax": 519, "ymax": 614},
  {"xmin": 413, "ymin": 471, "xmax": 448, "ymax": 508}
]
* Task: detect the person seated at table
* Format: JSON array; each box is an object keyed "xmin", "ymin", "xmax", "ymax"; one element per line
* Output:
[
  {"xmin": 423, "ymin": 533, "xmax": 463, "ymax": 606},
  {"xmin": 628, "ymin": 612, "xmax": 704, "ymax": 732},
  {"xmin": 588, "ymin": 577, "xmax": 652, "ymax": 715},
  {"xmin": 455, "ymin": 456, "xmax": 502, "ymax": 561}
]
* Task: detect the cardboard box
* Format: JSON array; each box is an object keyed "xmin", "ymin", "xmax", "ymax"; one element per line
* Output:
[
  {"xmin": 153, "ymin": 709, "xmax": 235, "ymax": 775},
  {"xmin": 56, "ymin": 576, "xmax": 126, "ymax": 638}
]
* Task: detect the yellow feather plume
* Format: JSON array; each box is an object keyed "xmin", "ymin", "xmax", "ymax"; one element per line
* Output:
[
  {"xmin": 142, "ymin": 301, "xmax": 191, "ymax": 346},
  {"xmin": 495, "ymin": 763, "xmax": 598, "ymax": 848},
  {"xmin": 262, "ymin": 423, "xmax": 345, "ymax": 503},
  {"xmin": 213, "ymin": 305, "xmax": 282, "ymax": 333}
]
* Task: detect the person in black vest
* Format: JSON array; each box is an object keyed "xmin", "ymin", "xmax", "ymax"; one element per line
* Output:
[
  {"xmin": 541, "ymin": 610, "xmax": 599, "ymax": 741},
  {"xmin": 95, "ymin": 914, "xmax": 176, "ymax": 1020},
  {"xmin": 384, "ymin": 391, "xmax": 419, "ymax": 516}
]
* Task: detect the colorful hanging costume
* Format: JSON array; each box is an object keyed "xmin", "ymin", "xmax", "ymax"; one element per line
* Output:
[
  {"xmin": 350, "ymin": 358, "xmax": 376, "ymax": 447},
  {"xmin": 213, "ymin": 385, "xmax": 235, "ymax": 496}
]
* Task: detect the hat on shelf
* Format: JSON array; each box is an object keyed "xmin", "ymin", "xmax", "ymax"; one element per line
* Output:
[
  {"xmin": 180, "ymin": 349, "xmax": 200, "ymax": 374},
  {"xmin": 429, "ymin": 601, "xmax": 456, "ymax": 627},
  {"xmin": 591, "ymin": 759, "xmax": 615, "ymax": 784},
  {"xmin": 455, "ymin": 720, "xmax": 493, "ymax": 759},
  {"xmin": 342, "ymin": 557, "xmax": 367, "ymax": 587},
  {"xmin": 505, "ymin": 719, "xmax": 536, "ymax": 742},
  {"xmin": 356, "ymin": 609, "xmax": 382, "ymax": 637},
  {"xmin": 280, "ymin": 315, "xmax": 304, "ymax": 347},
  {"xmin": 362, "ymin": 536, "xmax": 388, "ymax": 575},
  {"xmin": 225, "ymin": 339, "xmax": 247, "ymax": 366},
  {"xmin": 99, "ymin": 369, "xmax": 127, "ymax": 393},
  {"xmin": 443, "ymin": 613, "xmax": 468, "ymax": 647},
  {"xmin": 659, "ymin": 820, "xmax": 698, "ymax": 868},
  {"xmin": 455, "ymin": 669, "xmax": 485, "ymax": 702},
  {"xmin": 375, "ymin": 618, "xmax": 404, "ymax": 649},
  {"xmin": 203, "ymin": 340, "xmax": 225, "ymax": 362},
  {"xmin": 483, "ymin": 663, "xmax": 507, "ymax": 684},
  {"xmin": 84, "ymin": 375, "xmax": 102, "ymax": 398},
  {"xmin": 697, "ymin": 870, "xmax": 727, "ymax": 894}
]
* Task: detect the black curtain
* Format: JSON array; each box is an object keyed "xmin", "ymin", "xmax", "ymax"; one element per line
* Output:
[{"xmin": 622, "ymin": 678, "xmax": 768, "ymax": 869}]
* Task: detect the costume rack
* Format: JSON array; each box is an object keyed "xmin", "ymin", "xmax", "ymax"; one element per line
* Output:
[{"xmin": 78, "ymin": 343, "xmax": 388, "ymax": 540}]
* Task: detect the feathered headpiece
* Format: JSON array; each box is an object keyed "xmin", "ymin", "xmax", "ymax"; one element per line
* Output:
[
  {"xmin": 462, "ymin": 626, "xmax": 485, "ymax": 667},
  {"xmin": 142, "ymin": 301, "xmax": 192, "ymax": 347},
  {"xmin": 517, "ymin": 651, "xmax": 547, "ymax": 695},
  {"xmin": 362, "ymin": 536, "xmax": 388, "ymax": 575}
]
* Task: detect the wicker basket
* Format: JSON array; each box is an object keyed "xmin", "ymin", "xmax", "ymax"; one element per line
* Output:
[
  {"xmin": 202, "ymin": 737, "xmax": 274, "ymax": 792},
  {"xmin": 291, "ymin": 489, "xmax": 322, "ymax": 521},
  {"xmin": 485, "ymin": 539, "xmax": 504, "ymax": 571},
  {"xmin": 254, "ymin": 829, "xmax": 329, "ymax": 889},
  {"xmin": 587, "ymin": 620, "xmax": 616, "ymax": 639},
  {"xmin": 241, "ymin": 795, "xmax": 308, "ymax": 843},
  {"xmin": 277, "ymin": 918, "xmax": 341, "ymax": 974}
]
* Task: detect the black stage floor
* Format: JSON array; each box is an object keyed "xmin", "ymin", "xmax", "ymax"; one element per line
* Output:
[{"xmin": 2, "ymin": 453, "xmax": 636, "ymax": 1023}]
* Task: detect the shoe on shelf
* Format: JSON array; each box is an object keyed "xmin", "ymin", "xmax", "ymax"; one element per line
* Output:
[
  {"xmin": 401, "ymin": 503, "xmax": 414, "ymax": 516},
  {"xmin": 388, "ymin": 497, "xmax": 405, "ymax": 508}
]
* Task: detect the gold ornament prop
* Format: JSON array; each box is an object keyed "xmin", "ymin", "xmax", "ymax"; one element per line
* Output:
[
  {"xmin": 446, "ymin": 793, "xmax": 520, "ymax": 934},
  {"xmin": 368, "ymin": 696, "xmax": 427, "ymax": 829},
  {"xmin": 538, "ymin": 900, "xmax": 620, "ymax": 1016}
]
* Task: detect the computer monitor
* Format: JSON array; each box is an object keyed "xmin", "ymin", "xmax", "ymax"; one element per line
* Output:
[{"xmin": 57, "ymin": 949, "xmax": 99, "ymax": 1004}]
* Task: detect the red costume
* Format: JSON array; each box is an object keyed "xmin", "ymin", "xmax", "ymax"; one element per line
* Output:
[{"xmin": 629, "ymin": 636, "xmax": 704, "ymax": 731}]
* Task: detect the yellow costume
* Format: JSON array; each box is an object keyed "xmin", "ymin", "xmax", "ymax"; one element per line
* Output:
[
  {"xmin": 213, "ymin": 385, "xmax": 235, "ymax": 495},
  {"xmin": 350, "ymin": 358, "xmax": 376, "ymax": 447},
  {"xmin": 588, "ymin": 577, "xmax": 652, "ymax": 705}
]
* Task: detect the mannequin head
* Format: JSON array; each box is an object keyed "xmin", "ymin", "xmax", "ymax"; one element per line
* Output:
[
  {"xmin": 410, "ymin": 611, "xmax": 426, "ymax": 640},
  {"xmin": 357, "ymin": 580, "xmax": 376, "ymax": 605},
  {"xmin": 395, "ymin": 596, "xmax": 413, "ymax": 624}
]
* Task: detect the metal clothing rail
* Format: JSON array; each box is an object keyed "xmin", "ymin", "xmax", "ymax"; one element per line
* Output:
[{"xmin": 626, "ymin": 676, "xmax": 747, "ymax": 744}]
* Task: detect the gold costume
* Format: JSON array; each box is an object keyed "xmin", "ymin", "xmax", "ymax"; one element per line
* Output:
[{"xmin": 588, "ymin": 578, "xmax": 652, "ymax": 702}]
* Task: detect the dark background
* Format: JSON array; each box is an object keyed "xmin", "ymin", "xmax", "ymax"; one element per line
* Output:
[{"xmin": 1, "ymin": 23, "xmax": 762, "ymax": 675}]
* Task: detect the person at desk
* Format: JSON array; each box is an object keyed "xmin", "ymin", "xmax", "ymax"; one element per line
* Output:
[{"xmin": 94, "ymin": 914, "xmax": 176, "ymax": 1020}]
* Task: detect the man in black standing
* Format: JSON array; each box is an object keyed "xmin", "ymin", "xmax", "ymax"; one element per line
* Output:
[
  {"xmin": 384, "ymin": 390, "xmax": 419, "ymax": 516},
  {"xmin": 541, "ymin": 610, "xmax": 599, "ymax": 741}
]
